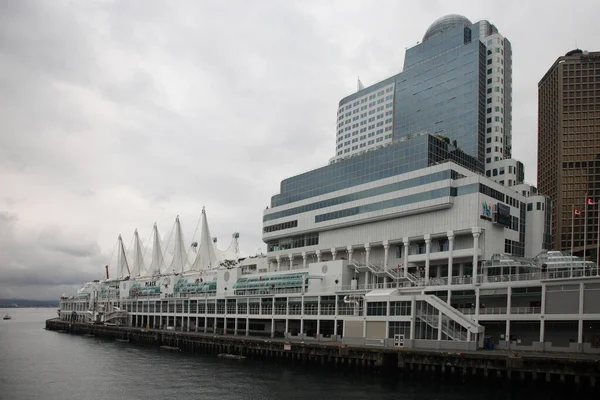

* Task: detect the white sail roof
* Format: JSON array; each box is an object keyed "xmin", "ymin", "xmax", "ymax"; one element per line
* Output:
[
  {"xmin": 145, "ymin": 223, "xmax": 165, "ymax": 277},
  {"xmin": 116, "ymin": 234, "xmax": 131, "ymax": 278},
  {"xmin": 129, "ymin": 229, "xmax": 146, "ymax": 278},
  {"xmin": 165, "ymin": 216, "xmax": 189, "ymax": 274},
  {"xmin": 191, "ymin": 207, "xmax": 239, "ymax": 271}
]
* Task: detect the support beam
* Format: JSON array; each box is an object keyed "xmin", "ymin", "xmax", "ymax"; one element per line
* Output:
[
  {"xmin": 472, "ymin": 227, "xmax": 481, "ymax": 284},
  {"xmin": 403, "ymin": 238, "xmax": 409, "ymax": 279},
  {"xmin": 424, "ymin": 234, "xmax": 431, "ymax": 285}
]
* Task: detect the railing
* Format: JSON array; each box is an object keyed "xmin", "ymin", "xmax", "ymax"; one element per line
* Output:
[
  {"xmin": 304, "ymin": 307, "xmax": 318, "ymax": 315},
  {"xmin": 457, "ymin": 306, "xmax": 541, "ymax": 315},
  {"xmin": 233, "ymin": 287, "xmax": 303, "ymax": 296},
  {"xmin": 274, "ymin": 306, "xmax": 287, "ymax": 315}
]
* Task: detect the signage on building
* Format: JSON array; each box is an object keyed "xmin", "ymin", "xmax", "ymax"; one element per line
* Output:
[{"xmin": 481, "ymin": 202, "xmax": 493, "ymax": 221}]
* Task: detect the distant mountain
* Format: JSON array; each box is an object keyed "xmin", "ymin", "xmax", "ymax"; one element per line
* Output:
[{"xmin": 0, "ymin": 299, "xmax": 58, "ymax": 308}]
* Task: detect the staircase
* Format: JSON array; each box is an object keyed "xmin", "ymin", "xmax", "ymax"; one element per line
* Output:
[
  {"xmin": 349, "ymin": 259, "xmax": 419, "ymax": 286},
  {"xmin": 415, "ymin": 310, "xmax": 467, "ymax": 341}
]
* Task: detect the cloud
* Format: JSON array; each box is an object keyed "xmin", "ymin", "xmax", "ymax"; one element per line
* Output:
[{"xmin": 0, "ymin": 0, "xmax": 598, "ymax": 299}]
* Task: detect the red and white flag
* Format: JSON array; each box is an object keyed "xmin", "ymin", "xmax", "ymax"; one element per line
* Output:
[
  {"xmin": 586, "ymin": 197, "xmax": 595, "ymax": 205},
  {"xmin": 574, "ymin": 208, "xmax": 582, "ymax": 216}
]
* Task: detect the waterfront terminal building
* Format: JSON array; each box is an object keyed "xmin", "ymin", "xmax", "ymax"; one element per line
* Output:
[{"xmin": 58, "ymin": 16, "xmax": 600, "ymax": 354}]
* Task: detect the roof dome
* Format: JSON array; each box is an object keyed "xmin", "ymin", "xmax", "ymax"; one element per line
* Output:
[{"xmin": 423, "ymin": 14, "xmax": 472, "ymax": 42}]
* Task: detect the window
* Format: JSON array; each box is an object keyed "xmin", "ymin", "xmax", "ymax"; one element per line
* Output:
[
  {"xmin": 389, "ymin": 301, "xmax": 411, "ymax": 316},
  {"xmin": 367, "ymin": 302, "xmax": 386, "ymax": 316}
]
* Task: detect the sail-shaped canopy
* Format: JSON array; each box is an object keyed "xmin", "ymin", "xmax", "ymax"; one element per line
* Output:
[
  {"xmin": 145, "ymin": 223, "xmax": 165, "ymax": 277},
  {"xmin": 191, "ymin": 207, "xmax": 240, "ymax": 271},
  {"xmin": 129, "ymin": 229, "xmax": 146, "ymax": 277},
  {"xmin": 165, "ymin": 215, "xmax": 189, "ymax": 274},
  {"xmin": 116, "ymin": 234, "xmax": 131, "ymax": 278}
]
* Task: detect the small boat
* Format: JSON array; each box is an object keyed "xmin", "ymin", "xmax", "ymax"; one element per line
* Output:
[
  {"xmin": 115, "ymin": 338, "xmax": 129, "ymax": 343},
  {"xmin": 160, "ymin": 345, "xmax": 180, "ymax": 351},
  {"xmin": 2, "ymin": 314, "xmax": 11, "ymax": 320},
  {"xmin": 218, "ymin": 353, "xmax": 246, "ymax": 360}
]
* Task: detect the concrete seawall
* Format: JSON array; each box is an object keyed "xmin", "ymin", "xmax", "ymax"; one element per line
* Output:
[{"xmin": 46, "ymin": 318, "xmax": 600, "ymax": 390}]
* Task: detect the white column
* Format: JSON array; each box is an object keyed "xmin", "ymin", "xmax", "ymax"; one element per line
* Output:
[
  {"xmin": 276, "ymin": 255, "xmax": 281, "ymax": 272},
  {"xmin": 316, "ymin": 250, "xmax": 321, "ymax": 263},
  {"xmin": 364, "ymin": 244, "xmax": 371, "ymax": 287},
  {"xmin": 409, "ymin": 297, "xmax": 416, "ymax": 340},
  {"xmin": 403, "ymin": 238, "xmax": 409, "ymax": 279},
  {"xmin": 447, "ymin": 231, "xmax": 454, "ymax": 286},
  {"xmin": 472, "ymin": 228, "xmax": 481, "ymax": 284},
  {"xmin": 383, "ymin": 241, "xmax": 390, "ymax": 271},
  {"xmin": 347, "ymin": 246, "xmax": 354, "ymax": 262},
  {"xmin": 331, "ymin": 248, "xmax": 337, "ymax": 261},
  {"xmin": 475, "ymin": 287, "xmax": 480, "ymax": 317},
  {"xmin": 424, "ymin": 234, "xmax": 431, "ymax": 285},
  {"xmin": 383, "ymin": 241, "xmax": 390, "ymax": 287},
  {"xmin": 302, "ymin": 252, "xmax": 307, "ymax": 269},
  {"xmin": 288, "ymin": 254, "xmax": 293, "ymax": 269}
]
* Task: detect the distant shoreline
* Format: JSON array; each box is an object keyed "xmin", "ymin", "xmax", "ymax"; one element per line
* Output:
[{"xmin": 0, "ymin": 300, "xmax": 58, "ymax": 308}]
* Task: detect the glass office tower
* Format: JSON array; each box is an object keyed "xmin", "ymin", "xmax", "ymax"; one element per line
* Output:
[{"xmin": 333, "ymin": 15, "xmax": 516, "ymax": 186}]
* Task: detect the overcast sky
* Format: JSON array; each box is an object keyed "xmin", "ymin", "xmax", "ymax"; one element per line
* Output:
[{"xmin": 0, "ymin": 0, "xmax": 598, "ymax": 300}]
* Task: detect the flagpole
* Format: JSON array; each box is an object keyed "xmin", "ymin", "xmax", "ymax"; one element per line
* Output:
[
  {"xmin": 571, "ymin": 205, "xmax": 575, "ymax": 257},
  {"xmin": 584, "ymin": 197, "xmax": 588, "ymax": 260},
  {"xmin": 597, "ymin": 199, "xmax": 600, "ymax": 276},
  {"xmin": 571, "ymin": 205, "xmax": 575, "ymax": 277}
]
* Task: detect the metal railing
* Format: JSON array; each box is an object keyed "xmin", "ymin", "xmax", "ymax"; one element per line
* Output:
[{"xmin": 457, "ymin": 306, "xmax": 541, "ymax": 315}]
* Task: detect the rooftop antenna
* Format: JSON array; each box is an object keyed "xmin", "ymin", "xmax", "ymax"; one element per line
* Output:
[{"xmin": 357, "ymin": 76, "xmax": 365, "ymax": 92}]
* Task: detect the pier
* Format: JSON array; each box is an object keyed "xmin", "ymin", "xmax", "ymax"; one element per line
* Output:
[{"xmin": 46, "ymin": 318, "xmax": 600, "ymax": 389}]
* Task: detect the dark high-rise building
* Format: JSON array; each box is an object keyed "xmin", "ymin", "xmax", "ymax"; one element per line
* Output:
[{"xmin": 538, "ymin": 50, "xmax": 600, "ymax": 256}]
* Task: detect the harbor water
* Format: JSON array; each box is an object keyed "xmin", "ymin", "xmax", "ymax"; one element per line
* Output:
[{"xmin": 0, "ymin": 308, "xmax": 569, "ymax": 400}]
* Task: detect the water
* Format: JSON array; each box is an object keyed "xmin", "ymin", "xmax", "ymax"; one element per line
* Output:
[{"xmin": 0, "ymin": 308, "xmax": 565, "ymax": 400}]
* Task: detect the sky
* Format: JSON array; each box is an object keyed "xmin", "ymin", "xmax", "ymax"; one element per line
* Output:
[{"xmin": 0, "ymin": 0, "xmax": 598, "ymax": 300}]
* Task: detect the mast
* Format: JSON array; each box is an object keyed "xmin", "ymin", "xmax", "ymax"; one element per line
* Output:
[
  {"xmin": 148, "ymin": 223, "xmax": 166, "ymax": 276},
  {"xmin": 117, "ymin": 234, "xmax": 131, "ymax": 278},
  {"xmin": 130, "ymin": 229, "xmax": 146, "ymax": 277},
  {"xmin": 168, "ymin": 215, "xmax": 188, "ymax": 274},
  {"xmin": 192, "ymin": 207, "xmax": 219, "ymax": 270}
]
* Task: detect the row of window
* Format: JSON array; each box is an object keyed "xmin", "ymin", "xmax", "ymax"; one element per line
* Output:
[
  {"xmin": 337, "ymin": 103, "xmax": 393, "ymax": 130},
  {"xmin": 314, "ymin": 187, "xmax": 455, "ymax": 223},
  {"xmin": 265, "ymin": 170, "xmax": 458, "ymax": 222},
  {"xmin": 263, "ymin": 220, "xmax": 298, "ymax": 233},
  {"xmin": 366, "ymin": 301, "xmax": 412, "ymax": 316},
  {"xmin": 339, "ymin": 86, "xmax": 394, "ymax": 113},
  {"xmin": 266, "ymin": 233, "xmax": 318, "ymax": 252}
]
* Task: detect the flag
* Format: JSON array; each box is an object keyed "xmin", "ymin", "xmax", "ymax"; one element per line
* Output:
[
  {"xmin": 574, "ymin": 208, "xmax": 582, "ymax": 216},
  {"xmin": 587, "ymin": 197, "xmax": 595, "ymax": 205}
]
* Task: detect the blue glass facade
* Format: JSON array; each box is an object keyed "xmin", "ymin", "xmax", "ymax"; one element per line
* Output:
[
  {"xmin": 269, "ymin": 134, "xmax": 480, "ymax": 208},
  {"xmin": 338, "ymin": 20, "xmax": 487, "ymax": 172}
]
